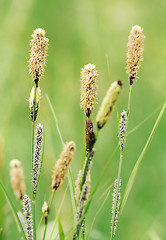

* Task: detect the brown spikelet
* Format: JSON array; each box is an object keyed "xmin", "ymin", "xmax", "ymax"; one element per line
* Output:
[
  {"xmin": 29, "ymin": 28, "xmax": 49, "ymax": 85},
  {"xmin": 126, "ymin": 25, "xmax": 145, "ymax": 85},
  {"xmin": 80, "ymin": 64, "xmax": 98, "ymax": 117},
  {"xmin": 51, "ymin": 141, "xmax": 76, "ymax": 191},
  {"xmin": 10, "ymin": 159, "xmax": 26, "ymax": 200}
]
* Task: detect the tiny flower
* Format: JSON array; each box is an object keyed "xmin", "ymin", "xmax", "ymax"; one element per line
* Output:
[
  {"xmin": 29, "ymin": 86, "xmax": 41, "ymax": 121},
  {"xmin": 42, "ymin": 201, "xmax": 49, "ymax": 224},
  {"xmin": 96, "ymin": 80, "xmax": 122, "ymax": 129},
  {"xmin": 126, "ymin": 25, "xmax": 145, "ymax": 85},
  {"xmin": 51, "ymin": 141, "xmax": 76, "ymax": 191},
  {"xmin": 29, "ymin": 28, "xmax": 49, "ymax": 85},
  {"xmin": 32, "ymin": 123, "xmax": 43, "ymax": 195},
  {"xmin": 23, "ymin": 194, "xmax": 33, "ymax": 240},
  {"xmin": 10, "ymin": 159, "xmax": 25, "ymax": 200},
  {"xmin": 75, "ymin": 170, "xmax": 91, "ymax": 202},
  {"xmin": 80, "ymin": 64, "xmax": 98, "ymax": 117},
  {"xmin": 119, "ymin": 110, "xmax": 127, "ymax": 151}
]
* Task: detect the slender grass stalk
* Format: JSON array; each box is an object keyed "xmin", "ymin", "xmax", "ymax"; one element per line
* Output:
[
  {"xmin": 43, "ymin": 223, "xmax": 47, "ymax": 240},
  {"xmin": 127, "ymin": 85, "xmax": 132, "ymax": 117},
  {"xmin": 120, "ymin": 102, "xmax": 166, "ymax": 215},
  {"xmin": 81, "ymin": 114, "xmax": 88, "ymax": 170},
  {"xmin": 0, "ymin": 181, "xmax": 27, "ymax": 240},
  {"xmin": 48, "ymin": 185, "xmax": 69, "ymax": 240},
  {"xmin": 32, "ymin": 83, "xmax": 37, "ymax": 240}
]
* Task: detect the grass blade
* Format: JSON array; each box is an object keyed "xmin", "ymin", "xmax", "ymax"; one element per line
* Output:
[
  {"xmin": 0, "ymin": 181, "xmax": 27, "ymax": 240},
  {"xmin": 120, "ymin": 102, "xmax": 166, "ymax": 214},
  {"xmin": 57, "ymin": 215, "xmax": 65, "ymax": 240}
]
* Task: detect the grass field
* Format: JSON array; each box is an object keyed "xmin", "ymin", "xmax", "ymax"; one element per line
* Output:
[{"xmin": 0, "ymin": 0, "xmax": 166, "ymax": 239}]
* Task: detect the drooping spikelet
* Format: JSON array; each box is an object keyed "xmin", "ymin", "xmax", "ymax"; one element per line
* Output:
[
  {"xmin": 29, "ymin": 86, "xmax": 41, "ymax": 121},
  {"xmin": 75, "ymin": 170, "xmax": 91, "ymax": 202},
  {"xmin": 126, "ymin": 25, "xmax": 145, "ymax": 85},
  {"xmin": 29, "ymin": 28, "xmax": 49, "ymax": 85},
  {"xmin": 23, "ymin": 194, "xmax": 33, "ymax": 240},
  {"xmin": 119, "ymin": 110, "xmax": 127, "ymax": 151},
  {"xmin": 10, "ymin": 159, "xmax": 25, "ymax": 200},
  {"xmin": 96, "ymin": 80, "xmax": 122, "ymax": 129},
  {"xmin": 80, "ymin": 64, "xmax": 98, "ymax": 117},
  {"xmin": 111, "ymin": 179, "xmax": 121, "ymax": 238},
  {"xmin": 51, "ymin": 141, "xmax": 76, "ymax": 191},
  {"xmin": 73, "ymin": 183, "xmax": 90, "ymax": 240},
  {"xmin": 32, "ymin": 123, "xmax": 43, "ymax": 195}
]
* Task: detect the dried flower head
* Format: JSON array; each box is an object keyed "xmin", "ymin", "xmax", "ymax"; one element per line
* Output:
[
  {"xmin": 23, "ymin": 194, "xmax": 33, "ymax": 240},
  {"xmin": 119, "ymin": 110, "xmax": 127, "ymax": 151},
  {"xmin": 111, "ymin": 179, "xmax": 121, "ymax": 238},
  {"xmin": 51, "ymin": 141, "xmax": 76, "ymax": 191},
  {"xmin": 10, "ymin": 159, "xmax": 25, "ymax": 200},
  {"xmin": 29, "ymin": 86, "xmax": 41, "ymax": 121},
  {"xmin": 96, "ymin": 80, "xmax": 122, "ymax": 129},
  {"xmin": 126, "ymin": 25, "xmax": 145, "ymax": 85},
  {"xmin": 75, "ymin": 170, "xmax": 91, "ymax": 202},
  {"xmin": 29, "ymin": 28, "xmax": 49, "ymax": 85},
  {"xmin": 32, "ymin": 123, "xmax": 43, "ymax": 195},
  {"xmin": 80, "ymin": 64, "xmax": 98, "ymax": 117}
]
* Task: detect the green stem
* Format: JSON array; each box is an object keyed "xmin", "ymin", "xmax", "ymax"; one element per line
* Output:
[
  {"xmin": 127, "ymin": 85, "xmax": 132, "ymax": 118},
  {"xmin": 32, "ymin": 84, "xmax": 37, "ymax": 240},
  {"xmin": 81, "ymin": 113, "xmax": 87, "ymax": 170},
  {"xmin": 43, "ymin": 222, "xmax": 47, "ymax": 240}
]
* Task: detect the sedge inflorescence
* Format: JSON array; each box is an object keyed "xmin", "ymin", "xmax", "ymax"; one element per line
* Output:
[
  {"xmin": 29, "ymin": 28, "xmax": 49, "ymax": 85},
  {"xmin": 51, "ymin": 141, "xmax": 76, "ymax": 191},
  {"xmin": 126, "ymin": 25, "xmax": 145, "ymax": 85},
  {"xmin": 80, "ymin": 64, "xmax": 98, "ymax": 117},
  {"xmin": 23, "ymin": 194, "xmax": 33, "ymax": 240}
]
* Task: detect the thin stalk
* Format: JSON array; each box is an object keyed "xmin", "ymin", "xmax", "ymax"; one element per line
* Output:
[
  {"xmin": 110, "ymin": 152, "xmax": 123, "ymax": 240},
  {"xmin": 32, "ymin": 83, "xmax": 37, "ymax": 240},
  {"xmin": 81, "ymin": 113, "xmax": 87, "ymax": 170},
  {"xmin": 127, "ymin": 85, "xmax": 132, "ymax": 118},
  {"xmin": 42, "ymin": 221, "xmax": 47, "ymax": 240}
]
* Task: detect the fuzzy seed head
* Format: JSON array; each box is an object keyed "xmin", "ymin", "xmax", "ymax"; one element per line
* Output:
[
  {"xmin": 10, "ymin": 159, "xmax": 25, "ymax": 200},
  {"xmin": 80, "ymin": 64, "xmax": 98, "ymax": 117},
  {"xmin": 126, "ymin": 25, "xmax": 145, "ymax": 85},
  {"xmin": 111, "ymin": 179, "xmax": 121, "ymax": 237},
  {"xmin": 51, "ymin": 141, "xmax": 76, "ymax": 191},
  {"xmin": 32, "ymin": 123, "xmax": 43, "ymax": 195},
  {"xmin": 42, "ymin": 201, "xmax": 49, "ymax": 218},
  {"xmin": 96, "ymin": 80, "xmax": 122, "ymax": 129},
  {"xmin": 119, "ymin": 110, "xmax": 127, "ymax": 150},
  {"xmin": 29, "ymin": 28, "xmax": 49, "ymax": 82},
  {"xmin": 29, "ymin": 86, "xmax": 41, "ymax": 121},
  {"xmin": 23, "ymin": 194, "xmax": 33, "ymax": 240}
]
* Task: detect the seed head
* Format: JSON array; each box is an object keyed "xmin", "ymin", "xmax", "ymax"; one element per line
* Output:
[
  {"xmin": 96, "ymin": 80, "xmax": 122, "ymax": 129},
  {"xmin": 42, "ymin": 201, "xmax": 49, "ymax": 218},
  {"xmin": 80, "ymin": 64, "xmax": 98, "ymax": 117},
  {"xmin": 126, "ymin": 25, "xmax": 145, "ymax": 85},
  {"xmin": 51, "ymin": 141, "xmax": 76, "ymax": 191},
  {"xmin": 32, "ymin": 123, "xmax": 43, "ymax": 195},
  {"xmin": 111, "ymin": 179, "xmax": 121, "ymax": 237},
  {"xmin": 10, "ymin": 159, "xmax": 25, "ymax": 200},
  {"xmin": 29, "ymin": 86, "xmax": 41, "ymax": 121},
  {"xmin": 119, "ymin": 110, "xmax": 127, "ymax": 151},
  {"xmin": 86, "ymin": 119, "xmax": 96, "ymax": 151},
  {"xmin": 23, "ymin": 194, "xmax": 33, "ymax": 240},
  {"xmin": 29, "ymin": 28, "xmax": 49, "ymax": 84},
  {"xmin": 75, "ymin": 170, "xmax": 91, "ymax": 202}
]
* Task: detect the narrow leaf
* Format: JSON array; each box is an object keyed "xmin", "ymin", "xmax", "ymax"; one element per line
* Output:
[{"xmin": 57, "ymin": 216, "xmax": 65, "ymax": 240}]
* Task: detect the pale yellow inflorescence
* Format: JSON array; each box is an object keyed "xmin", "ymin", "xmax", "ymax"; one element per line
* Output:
[
  {"xmin": 42, "ymin": 201, "xmax": 49, "ymax": 218},
  {"xmin": 10, "ymin": 159, "xmax": 26, "ymax": 200},
  {"xmin": 29, "ymin": 86, "xmax": 41, "ymax": 121},
  {"xmin": 75, "ymin": 170, "xmax": 91, "ymax": 202},
  {"xmin": 126, "ymin": 25, "xmax": 145, "ymax": 85},
  {"xmin": 80, "ymin": 64, "xmax": 98, "ymax": 117},
  {"xmin": 51, "ymin": 141, "xmax": 76, "ymax": 191},
  {"xmin": 29, "ymin": 28, "xmax": 49, "ymax": 81},
  {"xmin": 96, "ymin": 80, "xmax": 122, "ymax": 129}
]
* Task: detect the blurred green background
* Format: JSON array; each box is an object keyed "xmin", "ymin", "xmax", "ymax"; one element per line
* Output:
[{"xmin": 0, "ymin": 0, "xmax": 166, "ymax": 239}]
